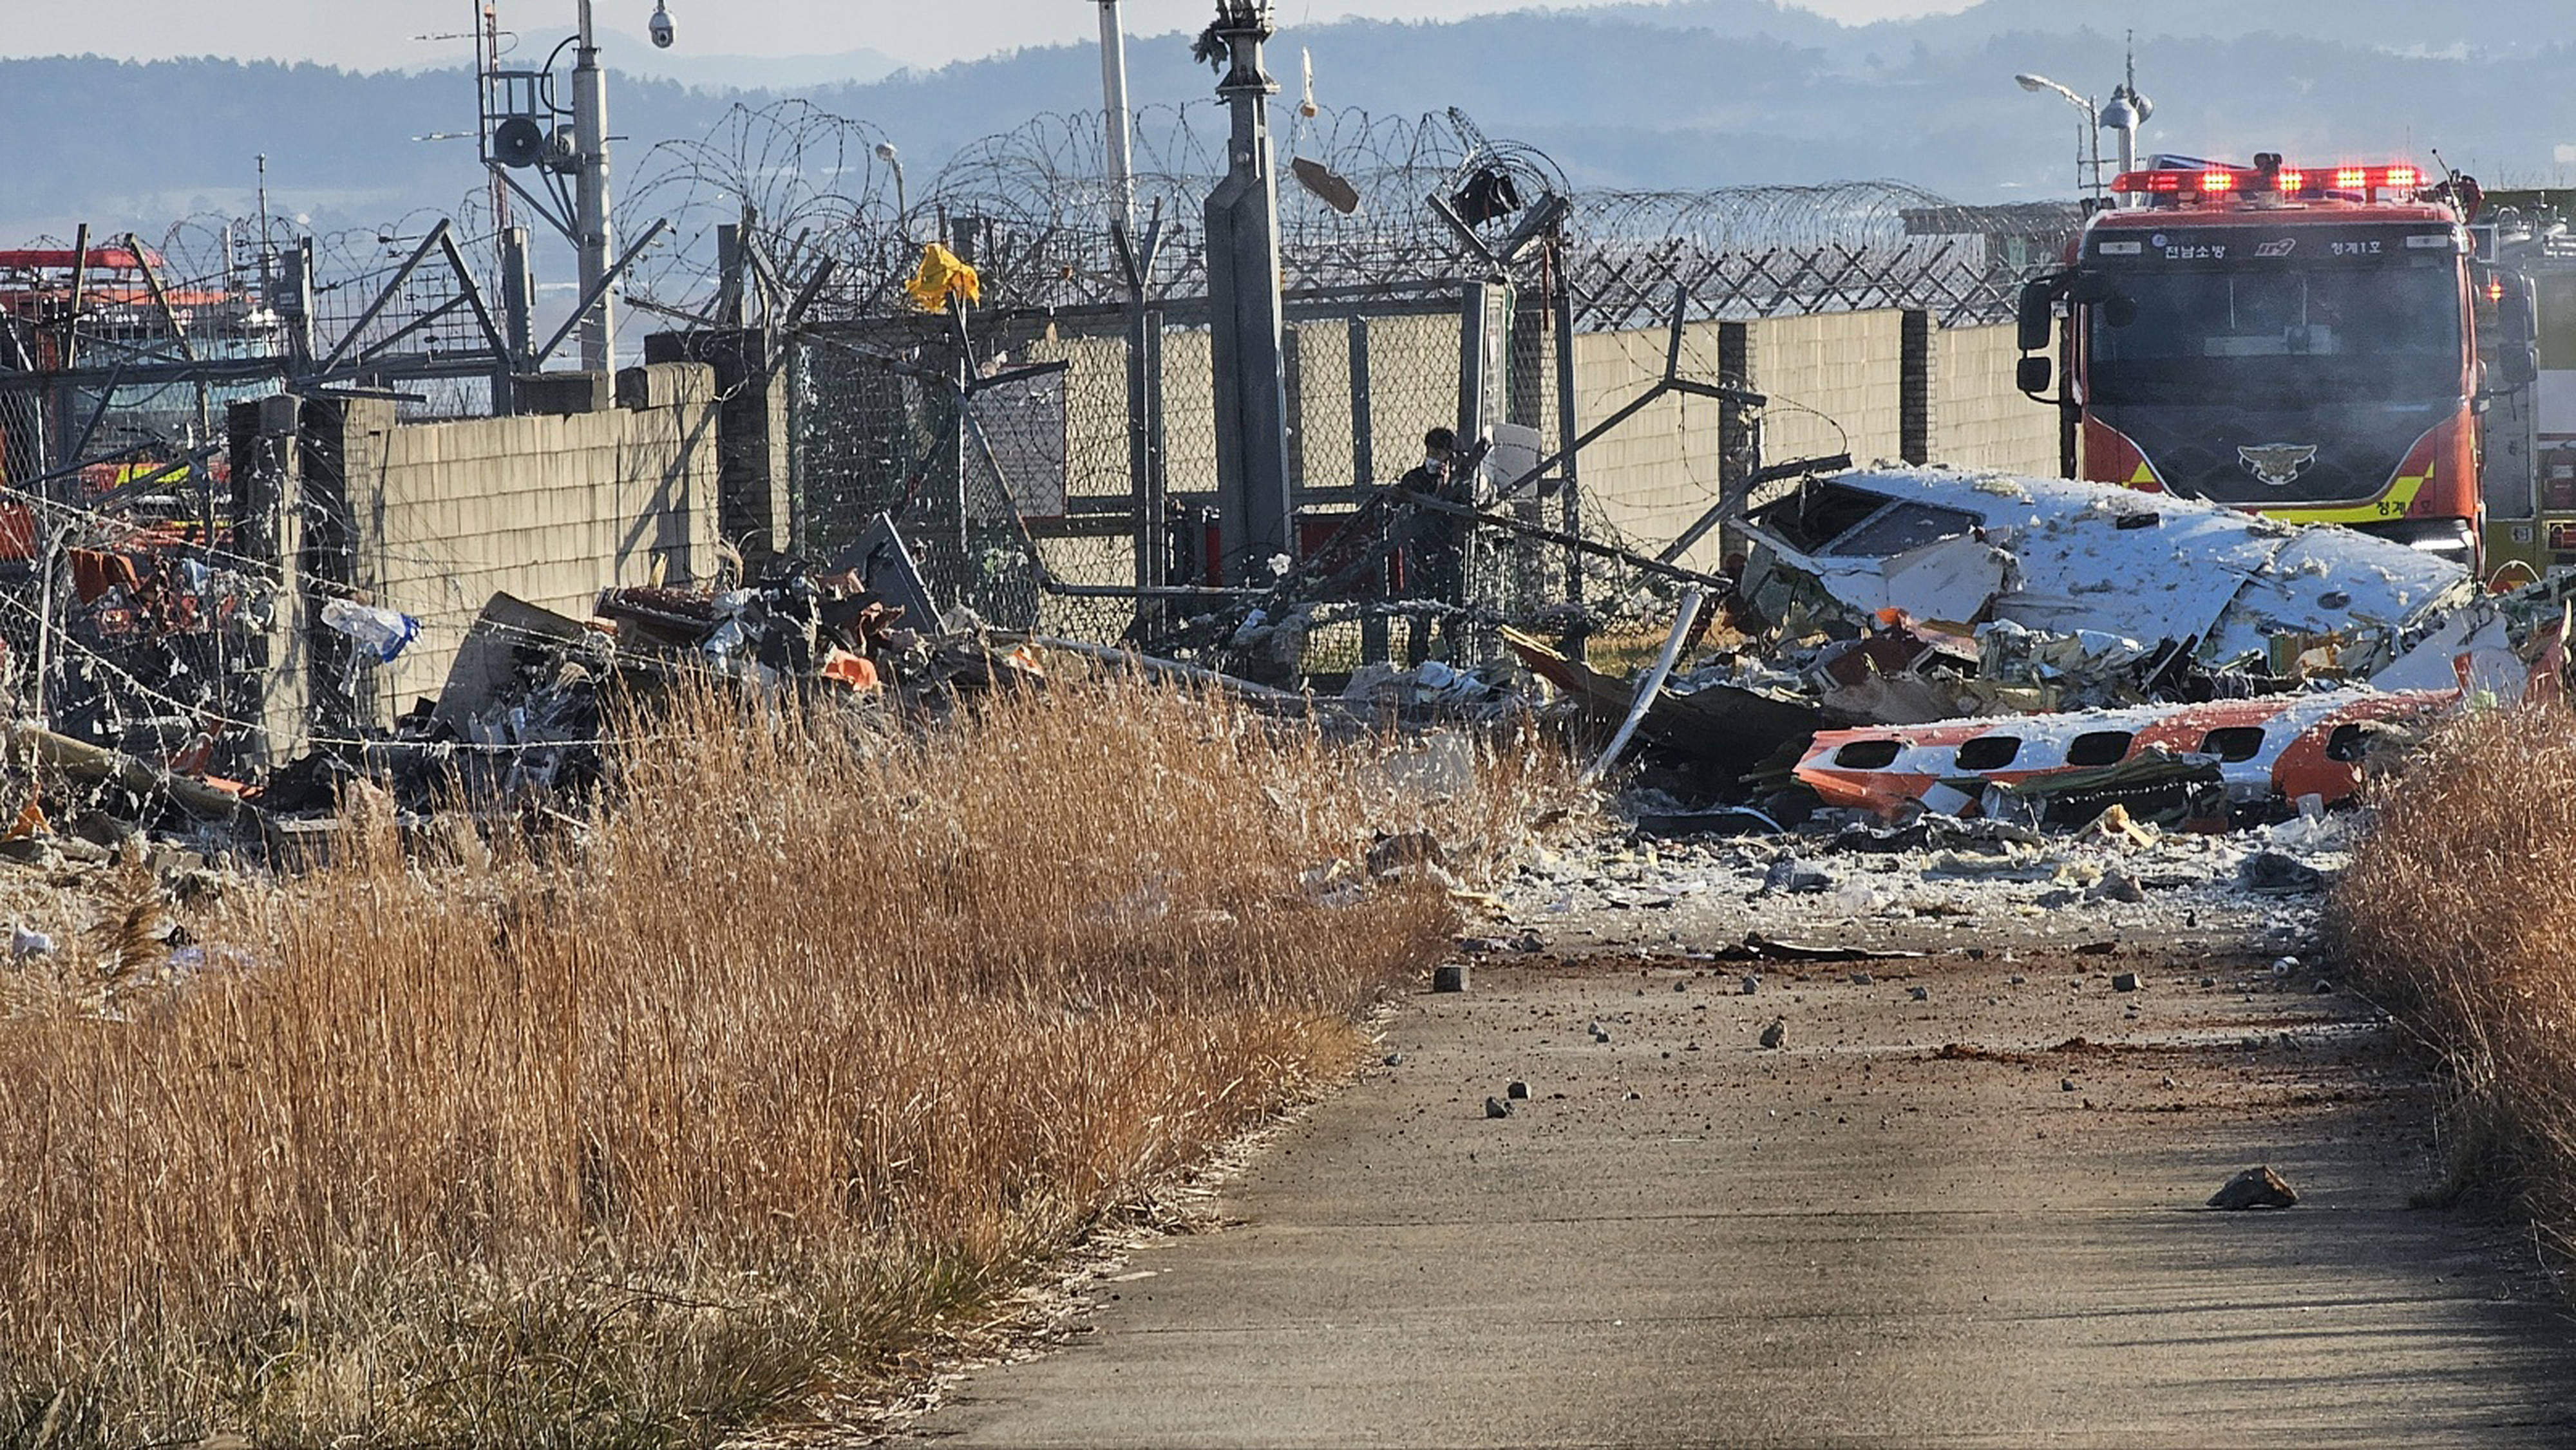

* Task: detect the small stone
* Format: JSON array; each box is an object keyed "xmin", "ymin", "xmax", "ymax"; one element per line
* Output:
[
  {"xmin": 1909, "ymin": 985, "xmax": 1931, "ymax": 1002},
  {"xmin": 2242, "ymin": 852, "xmax": 2326, "ymax": 895},
  {"xmin": 1740, "ymin": 974, "xmax": 1761, "ymax": 995},
  {"xmin": 2009, "ymin": 974, "xmax": 2028, "ymax": 986},
  {"xmin": 1764, "ymin": 858, "xmax": 1833, "ymax": 895},
  {"xmin": 1382, "ymin": 1052, "xmax": 1403, "ymax": 1067},
  {"xmin": 2207, "ymin": 1165, "xmax": 2299, "ymax": 1210},
  {"xmin": 2075, "ymin": 941, "xmax": 2119, "ymax": 957},
  {"xmin": 1432, "ymin": 963, "xmax": 1470, "ymax": 993},
  {"xmin": 1484, "ymin": 1097, "xmax": 1513, "ymax": 1119},
  {"xmin": 2273, "ymin": 956, "xmax": 2299, "ymax": 977},
  {"xmin": 2090, "ymin": 872, "xmax": 2147, "ymax": 905},
  {"xmin": 2315, "ymin": 979, "xmax": 2334, "ymax": 995},
  {"xmin": 1758, "ymin": 1018, "xmax": 1786, "ymax": 1050},
  {"xmin": 2111, "ymin": 972, "xmax": 2141, "ymax": 993},
  {"xmin": 2061, "ymin": 1078, "xmax": 2077, "ymax": 1093},
  {"xmin": 1849, "ymin": 972, "xmax": 1875, "ymax": 986},
  {"xmin": 1673, "ymin": 979, "xmax": 1689, "ymax": 992},
  {"xmin": 2201, "ymin": 977, "xmax": 2217, "ymax": 989},
  {"xmin": 1625, "ymin": 1090, "xmax": 1643, "ymax": 1101},
  {"xmin": 1507, "ymin": 1080, "xmax": 1530, "ymax": 1100}
]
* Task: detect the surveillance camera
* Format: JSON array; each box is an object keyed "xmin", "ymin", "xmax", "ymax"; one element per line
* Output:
[{"xmin": 649, "ymin": 1, "xmax": 674, "ymax": 48}]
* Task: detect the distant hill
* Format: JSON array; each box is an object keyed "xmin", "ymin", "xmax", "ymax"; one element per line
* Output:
[{"xmin": 5, "ymin": 2, "xmax": 2574, "ymax": 259}]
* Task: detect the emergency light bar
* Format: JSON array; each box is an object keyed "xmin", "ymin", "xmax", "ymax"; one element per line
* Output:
[{"xmin": 2111, "ymin": 164, "xmax": 2423, "ymax": 196}]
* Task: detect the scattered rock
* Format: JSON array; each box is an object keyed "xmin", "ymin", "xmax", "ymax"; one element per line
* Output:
[
  {"xmin": 1909, "ymin": 985, "xmax": 1931, "ymax": 1002},
  {"xmin": 1672, "ymin": 978, "xmax": 1689, "ymax": 992},
  {"xmin": 1758, "ymin": 1019, "xmax": 1786, "ymax": 1050},
  {"xmin": 2061, "ymin": 1078, "xmax": 2077, "ymax": 1093},
  {"xmin": 1369, "ymin": 830, "xmax": 1450, "ymax": 877},
  {"xmin": 1506, "ymin": 1080, "xmax": 1530, "ymax": 1100},
  {"xmin": 1739, "ymin": 974, "xmax": 1761, "ymax": 995},
  {"xmin": 11, "ymin": 925, "xmax": 54, "ymax": 960},
  {"xmin": 2111, "ymin": 972, "xmax": 2141, "ymax": 993},
  {"xmin": 1484, "ymin": 1097, "xmax": 1513, "ymax": 1120},
  {"xmin": 2273, "ymin": 956, "xmax": 2300, "ymax": 977},
  {"xmin": 2009, "ymin": 974, "xmax": 2028, "ymax": 986},
  {"xmin": 1625, "ymin": 1090, "xmax": 1643, "ymax": 1100},
  {"xmin": 2242, "ymin": 852, "xmax": 2327, "ymax": 895},
  {"xmin": 1381, "ymin": 1052, "xmax": 1403, "ymax": 1067},
  {"xmin": 2075, "ymin": 941, "xmax": 2118, "ymax": 957},
  {"xmin": 1848, "ymin": 971, "xmax": 1875, "ymax": 986},
  {"xmin": 1432, "ymin": 963, "xmax": 1470, "ymax": 993},
  {"xmin": 2207, "ymin": 1165, "xmax": 2299, "ymax": 1210},
  {"xmin": 1763, "ymin": 858, "xmax": 1834, "ymax": 895},
  {"xmin": 1511, "ymin": 928, "xmax": 1547, "ymax": 954},
  {"xmin": 2089, "ymin": 872, "xmax": 2148, "ymax": 905}
]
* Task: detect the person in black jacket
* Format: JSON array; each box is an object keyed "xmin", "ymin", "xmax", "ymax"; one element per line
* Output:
[{"xmin": 1394, "ymin": 427, "xmax": 1466, "ymax": 663}]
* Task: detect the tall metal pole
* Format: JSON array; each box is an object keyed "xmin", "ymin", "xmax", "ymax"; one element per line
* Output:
[
  {"xmin": 1204, "ymin": 0, "xmax": 1294, "ymax": 584},
  {"xmin": 572, "ymin": 0, "xmax": 615, "ymax": 373},
  {"xmin": 1098, "ymin": 0, "xmax": 1137, "ymax": 233}
]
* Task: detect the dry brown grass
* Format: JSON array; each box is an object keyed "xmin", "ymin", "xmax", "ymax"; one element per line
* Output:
[
  {"xmin": 0, "ymin": 680, "xmax": 1571, "ymax": 1447},
  {"xmin": 2334, "ymin": 701, "xmax": 2576, "ymax": 1229}
]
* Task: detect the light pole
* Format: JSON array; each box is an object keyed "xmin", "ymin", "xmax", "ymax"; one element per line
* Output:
[
  {"xmin": 1097, "ymin": 0, "xmax": 1137, "ymax": 234},
  {"xmin": 572, "ymin": 0, "xmax": 613, "ymax": 373},
  {"xmin": 1203, "ymin": 0, "xmax": 1293, "ymax": 584},
  {"xmin": 471, "ymin": 2, "xmax": 671, "ymax": 375},
  {"xmin": 874, "ymin": 141, "xmax": 906, "ymax": 243},
  {"xmin": 2016, "ymin": 71, "xmax": 2102, "ymax": 202}
]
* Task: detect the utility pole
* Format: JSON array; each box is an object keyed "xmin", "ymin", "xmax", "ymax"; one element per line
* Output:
[
  {"xmin": 572, "ymin": 0, "xmax": 615, "ymax": 373},
  {"xmin": 1204, "ymin": 0, "xmax": 1294, "ymax": 584},
  {"xmin": 1099, "ymin": 0, "xmax": 1137, "ymax": 232}
]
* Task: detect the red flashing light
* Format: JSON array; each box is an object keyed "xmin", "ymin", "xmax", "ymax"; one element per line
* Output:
[
  {"xmin": 2109, "ymin": 163, "xmax": 2430, "ymax": 198},
  {"xmin": 2110, "ymin": 171, "xmax": 2187, "ymax": 194}
]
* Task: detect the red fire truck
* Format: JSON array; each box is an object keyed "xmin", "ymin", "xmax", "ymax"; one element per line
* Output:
[{"xmin": 2016, "ymin": 156, "xmax": 2537, "ymax": 567}]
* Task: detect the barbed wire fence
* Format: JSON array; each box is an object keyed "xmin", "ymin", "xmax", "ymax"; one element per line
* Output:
[
  {"xmin": 612, "ymin": 99, "xmax": 2072, "ymax": 675},
  {"xmin": 0, "ymin": 95, "xmax": 2078, "ymax": 751}
]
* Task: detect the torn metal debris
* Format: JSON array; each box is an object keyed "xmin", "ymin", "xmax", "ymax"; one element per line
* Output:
[{"xmin": 1792, "ymin": 690, "xmax": 2459, "ymax": 825}]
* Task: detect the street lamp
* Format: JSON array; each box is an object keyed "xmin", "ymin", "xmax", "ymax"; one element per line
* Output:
[
  {"xmin": 2016, "ymin": 71, "xmax": 2102, "ymax": 202},
  {"xmin": 874, "ymin": 140, "xmax": 906, "ymax": 243}
]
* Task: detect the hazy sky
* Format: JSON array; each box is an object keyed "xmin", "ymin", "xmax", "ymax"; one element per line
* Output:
[{"xmin": 1, "ymin": 0, "xmax": 1969, "ymax": 72}]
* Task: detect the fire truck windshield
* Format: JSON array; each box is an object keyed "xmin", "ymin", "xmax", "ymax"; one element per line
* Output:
[{"xmin": 2085, "ymin": 261, "xmax": 2463, "ymax": 408}]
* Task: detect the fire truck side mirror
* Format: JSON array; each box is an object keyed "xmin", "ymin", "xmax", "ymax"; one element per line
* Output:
[
  {"xmin": 2016, "ymin": 280, "xmax": 2058, "ymax": 353},
  {"xmin": 2016, "ymin": 355, "xmax": 2054, "ymax": 395}
]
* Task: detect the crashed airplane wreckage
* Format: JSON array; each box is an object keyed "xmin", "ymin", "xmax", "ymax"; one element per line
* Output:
[{"xmin": 1515, "ymin": 464, "xmax": 2568, "ymax": 830}]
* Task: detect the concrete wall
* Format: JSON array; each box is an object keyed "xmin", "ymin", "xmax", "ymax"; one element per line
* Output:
[
  {"xmin": 321, "ymin": 362, "xmax": 720, "ymax": 719},
  {"xmin": 1936, "ymin": 323, "xmax": 2061, "ymax": 478},
  {"xmin": 1566, "ymin": 310, "xmax": 2060, "ymax": 570},
  {"xmin": 1756, "ymin": 311, "xmax": 1909, "ymax": 469}
]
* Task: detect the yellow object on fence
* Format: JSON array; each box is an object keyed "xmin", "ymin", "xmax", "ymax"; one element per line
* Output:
[{"xmin": 905, "ymin": 243, "xmax": 981, "ymax": 312}]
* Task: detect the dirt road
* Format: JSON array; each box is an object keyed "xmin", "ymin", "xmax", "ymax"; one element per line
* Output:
[{"xmin": 885, "ymin": 841, "xmax": 2576, "ymax": 1448}]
